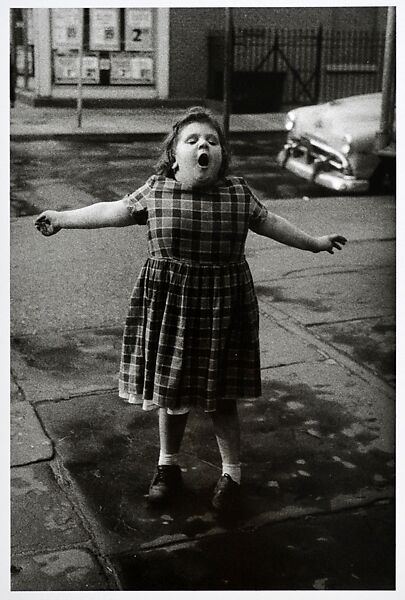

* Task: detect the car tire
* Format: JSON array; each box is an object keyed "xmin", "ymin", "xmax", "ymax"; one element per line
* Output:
[{"xmin": 369, "ymin": 158, "xmax": 396, "ymax": 194}]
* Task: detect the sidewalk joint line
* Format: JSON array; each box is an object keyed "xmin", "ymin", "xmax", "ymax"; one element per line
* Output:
[
  {"xmin": 251, "ymin": 263, "xmax": 394, "ymax": 285},
  {"xmin": 258, "ymin": 301, "xmax": 395, "ymax": 400},
  {"xmin": 32, "ymin": 388, "xmax": 119, "ymax": 406},
  {"xmin": 306, "ymin": 314, "xmax": 395, "ymax": 328}
]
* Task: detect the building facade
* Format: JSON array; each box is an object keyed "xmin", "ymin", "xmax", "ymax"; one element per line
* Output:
[
  {"xmin": 11, "ymin": 7, "xmax": 170, "ymax": 105},
  {"xmin": 11, "ymin": 6, "xmax": 388, "ymax": 107}
]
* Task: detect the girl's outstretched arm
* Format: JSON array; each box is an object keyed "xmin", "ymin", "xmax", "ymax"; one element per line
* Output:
[
  {"xmin": 35, "ymin": 198, "xmax": 135, "ymax": 236},
  {"xmin": 251, "ymin": 212, "xmax": 347, "ymax": 254}
]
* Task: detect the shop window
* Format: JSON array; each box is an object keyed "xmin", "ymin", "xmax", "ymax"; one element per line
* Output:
[
  {"xmin": 51, "ymin": 8, "xmax": 155, "ymax": 86},
  {"xmin": 14, "ymin": 8, "xmax": 35, "ymax": 83}
]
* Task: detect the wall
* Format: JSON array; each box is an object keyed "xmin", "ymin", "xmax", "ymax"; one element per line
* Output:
[
  {"xmin": 233, "ymin": 6, "xmax": 387, "ymax": 30},
  {"xmin": 169, "ymin": 6, "xmax": 388, "ymax": 99},
  {"xmin": 169, "ymin": 8, "xmax": 221, "ymax": 99}
]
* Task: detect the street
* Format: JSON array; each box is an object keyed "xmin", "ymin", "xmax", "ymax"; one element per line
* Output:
[
  {"xmin": 11, "ymin": 133, "xmax": 342, "ymax": 218},
  {"xmin": 10, "ymin": 133, "xmax": 396, "ymax": 591}
]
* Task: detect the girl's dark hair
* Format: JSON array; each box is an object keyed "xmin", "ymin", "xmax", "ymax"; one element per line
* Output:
[{"xmin": 155, "ymin": 106, "xmax": 230, "ymax": 179}]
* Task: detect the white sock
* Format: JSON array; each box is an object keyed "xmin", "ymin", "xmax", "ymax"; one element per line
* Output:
[
  {"xmin": 222, "ymin": 463, "xmax": 241, "ymax": 485},
  {"xmin": 158, "ymin": 450, "xmax": 179, "ymax": 466}
]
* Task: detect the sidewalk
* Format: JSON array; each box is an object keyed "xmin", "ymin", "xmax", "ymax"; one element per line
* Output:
[
  {"xmin": 9, "ymin": 101, "xmax": 286, "ymax": 140},
  {"xmin": 10, "ymin": 236, "xmax": 395, "ymax": 591},
  {"xmin": 10, "ymin": 293, "xmax": 395, "ymax": 590}
]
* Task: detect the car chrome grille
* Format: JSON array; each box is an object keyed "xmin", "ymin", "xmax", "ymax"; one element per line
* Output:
[{"xmin": 286, "ymin": 136, "xmax": 351, "ymax": 175}]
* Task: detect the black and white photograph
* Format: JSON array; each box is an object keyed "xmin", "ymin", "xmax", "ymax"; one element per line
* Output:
[{"xmin": 8, "ymin": 1, "xmax": 398, "ymax": 594}]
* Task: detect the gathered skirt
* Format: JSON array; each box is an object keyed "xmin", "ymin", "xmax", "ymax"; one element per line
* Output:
[{"xmin": 118, "ymin": 257, "xmax": 261, "ymax": 412}]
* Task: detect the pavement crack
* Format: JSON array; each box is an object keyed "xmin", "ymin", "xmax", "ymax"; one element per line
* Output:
[
  {"xmin": 11, "ymin": 456, "xmax": 55, "ymax": 468},
  {"xmin": 11, "ymin": 368, "xmax": 28, "ymax": 401},
  {"xmin": 181, "ymin": 452, "xmax": 220, "ymax": 472},
  {"xmin": 260, "ymin": 359, "xmax": 309, "ymax": 370}
]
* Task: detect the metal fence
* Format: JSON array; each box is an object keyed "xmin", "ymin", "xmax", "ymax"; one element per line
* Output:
[
  {"xmin": 321, "ymin": 29, "xmax": 385, "ymax": 101},
  {"xmin": 208, "ymin": 27, "xmax": 386, "ymax": 111}
]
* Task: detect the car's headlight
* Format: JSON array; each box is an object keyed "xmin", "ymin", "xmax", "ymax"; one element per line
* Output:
[
  {"xmin": 341, "ymin": 134, "xmax": 352, "ymax": 155},
  {"xmin": 285, "ymin": 111, "xmax": 296, "ymax": 132}
]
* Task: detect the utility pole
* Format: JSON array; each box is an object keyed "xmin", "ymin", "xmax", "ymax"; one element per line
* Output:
[
  {"xmin": 10, "ymin": 9, "xmax": 17, "ymax": 106},
  {"xmin": 375, "ymin": 6, "xmax": 395, "ymax": 152},
  {"xmin": 223, "ymin": 7, "xmax": 234, "ymax": 139},
  {"xmin": 77, "ymin": 10, "xmax": 84, "ymax": 128},
  {"xmin": 22, "ymin": 9, "xmax": 29, "ymax": 90}
]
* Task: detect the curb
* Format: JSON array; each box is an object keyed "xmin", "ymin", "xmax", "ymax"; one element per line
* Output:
[
  {"xmin": 258, "ymin": 300, "xmax": 395, "ymax": 400},
  {"xmin": 138, "ymin": 489, "xmax": 394, "ymax": 553}
]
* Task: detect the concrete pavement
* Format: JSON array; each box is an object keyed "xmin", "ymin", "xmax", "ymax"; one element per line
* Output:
[
  {"xmin": 10, "ymin": 101, "xmax": 287, "ymax": 141},
  {"xmin": 9, "ymin": 101, "xmax": 396, "ymax": 592}
]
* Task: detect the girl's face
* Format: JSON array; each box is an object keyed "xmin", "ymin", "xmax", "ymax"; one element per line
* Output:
[{"xmin": 173, "ymin": 121, "xmax": 223, "ymax": 187}]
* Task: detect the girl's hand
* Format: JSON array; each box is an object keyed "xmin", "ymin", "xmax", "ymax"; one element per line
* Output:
[
  {"xmin": 34, "ymin": 211, "xmax": 62, "ymax": 237},
  {"xmin": 314, "ymin": 234, "xmax": 347, "ymax": 254}
]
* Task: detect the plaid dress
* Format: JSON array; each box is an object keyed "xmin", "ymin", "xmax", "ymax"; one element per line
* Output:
[{"xmin": 118, "ymin": 174, "xmax": 268, "ymax": 413}]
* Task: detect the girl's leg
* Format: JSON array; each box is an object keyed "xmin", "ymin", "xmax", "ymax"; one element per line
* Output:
[
  {"xmin": 210, "ymin": 404, "xmax": 241, "ymax": 484},
  {"xmin": 148, "ymin": 408, "xmax": 189, "ymax": 505},
  {"xmin": 158, "ymin": 408, "xmax": 189, "ymax": 465}
]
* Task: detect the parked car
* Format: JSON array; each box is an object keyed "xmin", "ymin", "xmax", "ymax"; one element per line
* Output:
[{"xmin": 277, "ymin": 92, "xmax": 395, "ymax": 193}]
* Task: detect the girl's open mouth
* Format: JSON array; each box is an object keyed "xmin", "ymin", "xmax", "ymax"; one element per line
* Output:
[{"xmin": 197, "ymin": 153, "xmax": 209, "ymax": 168}]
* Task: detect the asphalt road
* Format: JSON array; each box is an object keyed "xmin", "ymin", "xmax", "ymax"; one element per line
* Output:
[{"xmin": 11, "ymin": 133, "xmax": 341, "ymax": 218}]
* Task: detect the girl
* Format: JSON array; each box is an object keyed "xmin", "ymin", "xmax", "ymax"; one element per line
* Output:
[{"xmin": 35, "ymin": 106, "xmax": 346, "ymax": 514}]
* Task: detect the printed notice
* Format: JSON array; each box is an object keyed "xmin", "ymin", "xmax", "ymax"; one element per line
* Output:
[
  {"xmin": 110, "ymin": 53, "xmax": 154, "ymax": 84},
  {"xmin": 125, "ymin": 8, "xmax": 153, "ymax": 51},
  {"xmin": 54, "ymin": 53, "xmax": 100, "ymax": 84},
  {"xmin": 90, "ymin": 8, "xmax": 120, "ymax": 51},
  {"xmin": 82, "ymin": 55, "xmax": 100, "ymax": 84},
  {"xmin": 54, "ymin": 54, "xmax": 79, "ymax": 83},
  {"xmin": 51, "ymin": 8, "xmax": 82, "ymax": 49}
]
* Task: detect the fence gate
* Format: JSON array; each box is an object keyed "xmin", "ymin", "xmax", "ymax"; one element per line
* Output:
[
  {"xmin": 233, "ymin": 27, "xmax": 322, "ymax": 110},
  {"xmin": 208, "ymin": 27, "xmax": 322, "ymax": 112}
]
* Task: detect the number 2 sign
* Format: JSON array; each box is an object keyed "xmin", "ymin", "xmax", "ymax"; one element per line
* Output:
[
  {"xmin": 132, "ymin": 28, "xmax": 142, "ymax": 43},
  {"xmin": 125, "ymin": 8, "xmax": 153, "ymax": 51}
]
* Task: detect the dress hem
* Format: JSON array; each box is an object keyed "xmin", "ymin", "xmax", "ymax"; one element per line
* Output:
[
  {"xmin": 118, "ymin": 389, "xmax": 261, "ymax": 414},
  {"xmin": 118, "ymin": 391, "xmax": 190, "ymax": 415}
]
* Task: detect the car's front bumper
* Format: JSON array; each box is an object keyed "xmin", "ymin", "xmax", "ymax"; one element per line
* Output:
[{"xmin": 277, "ymin": 144, "xmax": 370, "ymax": 194}]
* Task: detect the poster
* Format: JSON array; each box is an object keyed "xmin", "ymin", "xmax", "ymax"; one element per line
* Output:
[
  {"xmin": 51, "ymin": 8, "xmax": 82, "ymax": 49},
  {"xmin": 125, "ymin": 8, "xmax": 153, "ymax": 51},
  {"xmin": 110, "ymin": 54, "xmax": 154, "ymax": 84},
  {"xmin": 54, "ymin": 54, "xmax": 100, "ymax": 84},
  {"xmin": 130, "ymin": 57, "xmax": 154, "ymax": 82},
  {"xmin": 82, "ymin": 55, "xmax": 100, "ymax": 84},
  {"xmin": 90, "ymin": 8, "xmax": 120, "ymax": 51},
  {"xmin": 53, "ymin": 54, "xmax": 79, "ymax": 83}
]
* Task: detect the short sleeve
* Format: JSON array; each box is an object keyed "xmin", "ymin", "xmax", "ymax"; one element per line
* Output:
[
  {"xmin": 123, "ymin": 175, "xmax": 156, "ymax": 225},
  {"xmin": 245, "ymin": 181, "xmax": 268, "ymax": 228}
]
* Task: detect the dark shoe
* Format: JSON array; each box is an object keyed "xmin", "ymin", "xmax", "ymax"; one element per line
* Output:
[
  {"xmin": 212, "ymin": 474, "xmax": 240, "ymax": 513},
  {"xmin": 148, "ymin": 465, "xmax": 182, "ymax": 506}
]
